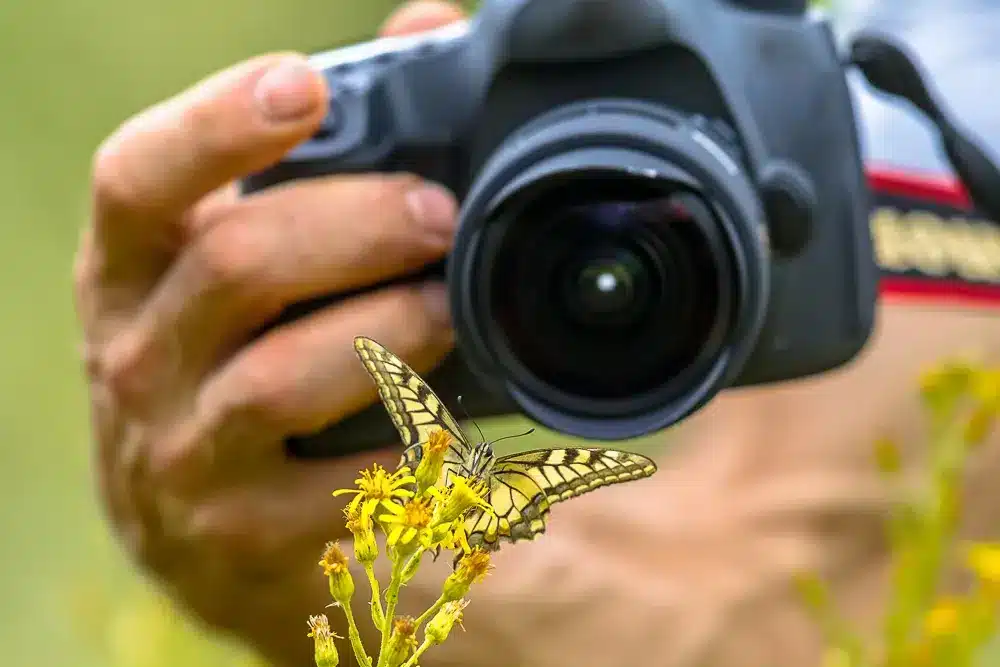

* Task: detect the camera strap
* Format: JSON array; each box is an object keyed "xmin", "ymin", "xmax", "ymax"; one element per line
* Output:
[
  {"xmin": 846, "ymin": 31, "xmax": 1000, "ymax": 310},
  {"xmin": 869, "ymin": 167, "xmax": 1000, "ymax": 310}
]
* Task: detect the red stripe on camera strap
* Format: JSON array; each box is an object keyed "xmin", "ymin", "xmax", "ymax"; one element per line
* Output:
[{"xmin": 868, "ymin": 166, "xmax": 1000, "ymax": 309}]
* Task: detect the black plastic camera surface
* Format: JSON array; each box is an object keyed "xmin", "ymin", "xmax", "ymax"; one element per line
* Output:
[{"xmin": 242, "ymin": 0, "xmax": 881, "ymax": 458}]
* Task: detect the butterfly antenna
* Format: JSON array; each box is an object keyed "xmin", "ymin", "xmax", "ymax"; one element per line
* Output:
[
  {"xmin": 457, "ymin": 395, "xmax": 488, "ymax": 444},
  {"xmin": 488, "ymin": 427, "xmax": 536, "ymax": 447}
]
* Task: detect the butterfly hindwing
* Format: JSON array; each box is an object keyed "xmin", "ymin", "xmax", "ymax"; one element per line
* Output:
[
  {"xmin": 353, "ymin": 337, "xmax": 472, "ymax": 485},
  {"xmin": 465, "ymin": 447, "xmax": 658, "ymax": 550}
]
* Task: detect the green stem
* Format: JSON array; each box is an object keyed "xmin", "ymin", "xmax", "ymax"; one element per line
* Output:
[
  {"xmin": 414, "ymin": 596, "xmax": 446, "ymax": 631},
  {"xmin": 377, "ymin": 554, "xmax": 407, "ymax": 667},
  {"xmin": 400, "ymin": 639, "xmax": 433, "ymax": 667},
  {"xmin": 341, "ymin": 599, "xmax": 373, "ymax": 667},
  {"xmin": 366, "ymin": 563, "xmax": 385, "ymax": 628}
]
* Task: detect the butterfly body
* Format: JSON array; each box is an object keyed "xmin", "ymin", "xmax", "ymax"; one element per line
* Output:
[{"xmin": 354, "ymin": 336, "xmax": 658, "ymax": 551}]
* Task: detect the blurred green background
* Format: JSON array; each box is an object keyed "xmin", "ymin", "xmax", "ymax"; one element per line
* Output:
[{"xmin": 0, "ymin": 2, "xmax": 473, "ymax": 666}]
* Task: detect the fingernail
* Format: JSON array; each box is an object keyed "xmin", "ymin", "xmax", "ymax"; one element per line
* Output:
[
  {"xmin": 420, "ymin": 281, "xmax": 452, "ymax": 327},
  {"xmin": 407, "ymin": 182, "xmax": 458, "ymax": 236},
  {"xmin": 254, "ymin": 58, "xmax": 321, "ymax": 122}
]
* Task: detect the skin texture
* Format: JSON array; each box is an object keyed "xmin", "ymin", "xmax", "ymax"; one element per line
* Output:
[{"xmin": 74, "ymin": 2, "xmax": 1000, "ymax": 665}]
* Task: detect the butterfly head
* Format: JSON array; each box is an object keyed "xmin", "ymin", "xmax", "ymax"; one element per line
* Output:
[{"xmin": 466, "ymin": 441, "xmax": 496, "ymax": 482}]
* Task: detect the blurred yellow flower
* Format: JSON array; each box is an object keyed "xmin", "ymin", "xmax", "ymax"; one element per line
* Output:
[
  {"xmin": 967, "ymin": 543, "xmax": 1000, "ymax": 589},
  {"xmin": 333, "ymin": 464, "xmax": 416, "ymax": 519},
  {"xmin": 924, "ymin": 598, "xmax": 961, "ymax": 637}
]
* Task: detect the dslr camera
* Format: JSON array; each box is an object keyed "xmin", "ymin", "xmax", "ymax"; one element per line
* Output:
[{"xmin": 244, "ymin": 0, "xmax": 1000, "ymax": 458}]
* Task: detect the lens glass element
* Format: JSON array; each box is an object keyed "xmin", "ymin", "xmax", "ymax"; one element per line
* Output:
[{"xmin": 485, "ymin": 172, "xmax": 731, "ymax": 402}]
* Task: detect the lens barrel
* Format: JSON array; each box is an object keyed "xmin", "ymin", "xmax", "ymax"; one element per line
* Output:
[{"xmin": 449, "ymin": 100, "xmax": 769, "ymax": 440}]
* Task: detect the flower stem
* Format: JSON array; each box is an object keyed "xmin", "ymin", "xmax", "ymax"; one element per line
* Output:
[
  {"xmin": 377, "ymin": 555, "xmax": 407, "ymax": 667},
  {"xmin": 400, "ymin": 638, "xmax": 433, "ymax": 667},
  {"xmin": 341, "ymin": 599, "xmax": 373, "ymax": 667},
  {"xmin": 414, "ymin": 595, "xmax": 446, "ymax": 631},
  {"xmin": 366, "ymin": 563, "xmax": 385, "ymax": 628}
]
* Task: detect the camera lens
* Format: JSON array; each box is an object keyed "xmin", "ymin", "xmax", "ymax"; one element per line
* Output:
[
  {"xmin": 480, "ymin": 170, "xmax": 731, "ymax": 403},
  {"xmin": 561, "ymin": 249, "xmax": 647, "ymax": 327},
  {"xmin": 448, "ymin": 99, "xmax": 768, "ymax": 439}
]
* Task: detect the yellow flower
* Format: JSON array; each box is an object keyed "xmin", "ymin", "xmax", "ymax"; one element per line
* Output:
[
  {"xmin": 965, "ymin": 404, "xmax": 997, "ymax": 448},
  {"xmin": 442, "ymin": 549, "xmax": 493, "ymax": 601},
  {"xmin": 921, "ymin": 363, "xmax": 975, "ymax": 400},
  {"xmin": 383, "ymin": 616, "xmax": 418, "ymax": 667},
  {"xmin": 967, "ymin": 543, "xmax": 1000, "ymax": 591},
  {"xmin": 379, "ymin": 496, "xmax": 435, "ymax": 549},
  {"xmin": 873, "ymin": 438, "xmax": 902, "ymax": 476},
  {"xmin": 415, "ymin": 428, "xmax": 452, "ymax": 492},
  {"xmin": 307, "ymin": 615, "xmax": 341, "ymax": 667},
  {"xmin": 923, "ymin": 598, "xmax": 961, "ymax": 637},
  {"xmin": 319, "ymin": 541, "xmax": 355, "ymax": 604},
  {"xmin": 430, "ymin": 475, "xmax": 493, "ymax": 525},
  {"xmin": 344, "ymin": 506, "xmax": 378, "ymax": 565},
  {"xmin": 970, "ymin": 368, "xmax": 1000, "ymax": 409},
  {"xmin": 332, "ymin": 464, "xmax": 416, "ymax": 519},
  {"xmin": 425, "ymin": 599, "xmax": 469, "ymax": 645}
]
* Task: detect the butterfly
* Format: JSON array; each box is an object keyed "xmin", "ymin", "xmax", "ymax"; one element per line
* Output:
[{"xmin": 353, "ymin": 336, "xmax": 658, "ymax": 552}]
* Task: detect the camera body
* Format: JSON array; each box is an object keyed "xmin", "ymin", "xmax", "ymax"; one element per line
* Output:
[{"xmin": 244, "ymin": 0, "xmax": 879, "ymax": 458}]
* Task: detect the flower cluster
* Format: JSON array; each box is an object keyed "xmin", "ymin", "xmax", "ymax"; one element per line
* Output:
[
  {"xmin": 307, "ymin": 428, "xmax": 497, "ymax": 667},
  {"xmin": 797, "ymin": 360, "xmax": 1000, "ymax": 667}
]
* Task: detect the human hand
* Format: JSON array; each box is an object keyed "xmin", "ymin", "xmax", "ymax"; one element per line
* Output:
[{"xmin": 73, "ymin": 2, "xmax": 467, "ymax": 664}]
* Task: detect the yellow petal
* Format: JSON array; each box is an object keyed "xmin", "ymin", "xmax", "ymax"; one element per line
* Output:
[
  {"xmin": 388, "ymin": 525, "xmax": 405, "ymax": 546},
  {"xmin": 379, "ymin": 501, "xmax": 405, "ymax": 516},
  {"xmin": 402, "ymin": 527, "xmax": 417, "ymax": 545}
]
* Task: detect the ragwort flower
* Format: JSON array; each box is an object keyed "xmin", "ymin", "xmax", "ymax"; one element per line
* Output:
[
  {"xmin": 429, "ymin": 475, "xmax": 493, "ymax": 525},
  {"xmin": 967, "ymin": 542, "xmax": 1000, "ymax": 593},
  {"xmin": 425, "ymin": 599, "xmax": 469, "ymax": 645},
  {"xmin": 307, "ymin": 614, "xmax": 342, "ymax": 667},
  {"xmin": 379, "ymin": 496, "xmax": 436, "ymax": 550},
  {"xmin": 344, "ymin": 505, "xmax": 378, "ymax": 565},
  {"xmin": 333, "ymin": 464, "xmax": 415, "ymax": 518},
  {"xmin": 319, "ymin": 541, "xmax": 355, "ymax": 604},
  {"xmin": 442, "ymin": 549, "xmax": 493, "ymax": 601},
  {"xmin": 414, "ymin": 428, "xmax": 453, "ymax": 492}
]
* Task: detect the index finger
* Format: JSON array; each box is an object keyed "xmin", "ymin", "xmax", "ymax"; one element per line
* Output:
[{"xmin": 88, "ymin": 52, "xmax": 328, "ymax": 288}]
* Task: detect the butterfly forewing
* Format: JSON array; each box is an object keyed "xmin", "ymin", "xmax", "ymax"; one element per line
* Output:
[
  {"xmin": 463, "ymin": 447, "xmax": 658, "ymax": 550},
  {"xmin": 353, "ymin": 337, "xmax": 473, "ymax": 484}
]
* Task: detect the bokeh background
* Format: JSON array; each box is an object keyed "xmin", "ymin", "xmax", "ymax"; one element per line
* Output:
[{"xmin": 2, "ymin": 0, "xmax": 997, "ymax": 666}]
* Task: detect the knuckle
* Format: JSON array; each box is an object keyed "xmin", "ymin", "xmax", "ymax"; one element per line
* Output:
[
  {"xmin": 90, "ymin": 132, "xmax": 143, "ymax": 215},
  {"xmin": 101, "ymin": 332, "xmax": 157, "ymax": 404},
  {"xmin": 186, "ymin": 221, "xmax": 261, "ymax": 295},
  {"xmin": 202, "ymin": 366, "xmax": 290, "ymax": 444}
]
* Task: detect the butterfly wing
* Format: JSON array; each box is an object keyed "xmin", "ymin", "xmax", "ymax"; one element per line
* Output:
[
  {"xmin": 464, "ymin": 447, "xmax": 658, "ymax": 551},
  {"xmin": 353, "ymin": 337, "xmax": 473, "ymax": 484}
]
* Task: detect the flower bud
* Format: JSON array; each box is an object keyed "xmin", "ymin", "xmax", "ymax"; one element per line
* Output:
[
  {"xmin": 442, "ymin": 549, "xmax": 493, "ymax": 602},
  {"xmin": 414, "ymin": 429, "xmax": 452, "ymax": 492},
  {"xmin": 307, "ymin": 615, "xmax": 340, "ymax": 667},
  {"xmin": 425, "ymin": 600, "xmax": 469, "ymax": 645},
  {"xmin": 320, "ymin": 542, "xmax": 355, "ymax": 605},
  {"xmin": 345, "ymin": 507, "xmax": 379, "ymax": 565},
  {"xmin": 383, "ymin": 617, "xmax": 418, "ymax": 667}
]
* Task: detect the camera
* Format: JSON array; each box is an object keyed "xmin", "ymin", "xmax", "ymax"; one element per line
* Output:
[{"xmin": 243, "ymin": 0, "xmax": 1000, "ymax": 458}]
